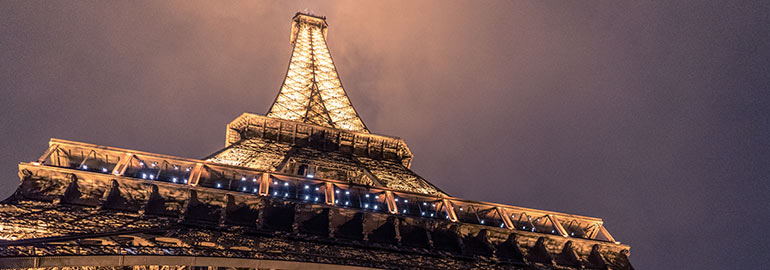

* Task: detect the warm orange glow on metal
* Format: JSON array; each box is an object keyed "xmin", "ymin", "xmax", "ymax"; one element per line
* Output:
[
  {"xmin": 32, "ymin": 134, "xmax": 617, "ymax": 242},
  {"xmin": 267, "ymin": 13, "xmax": 369, "ymax": 133},
  {"xmin": 259, "ymin": 173, "xmax": 271, "ymax": 196},
  {"xmin": 498, "ymin": 206, "xmax": 515, "ymax": 229},
  {"xmin": 443, "ymin": 199, "xmax": 458, "ymax": 222},
  {"xmin": 385, "ymin": 191, "xmax": 398, "ymax": 214},
  {"xmin": 325, "ymin": 182, "xmax": 335, "ymax": 205},
  {"xmin": 189, "ymin": 163, "xmax": 204, "ymax": 186}
]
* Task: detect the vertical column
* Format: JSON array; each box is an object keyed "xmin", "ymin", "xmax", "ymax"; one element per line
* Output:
[
  {"xmin": 385, "ymin": 191, "xmax": 398, "ymax": 214},
  {"xmin": 325, "ymin": 182, "xmax": 335, "ymax": 205},
  {"xmin": 258, "ymin": 173, "xmax": 271, "ymax": 196}
]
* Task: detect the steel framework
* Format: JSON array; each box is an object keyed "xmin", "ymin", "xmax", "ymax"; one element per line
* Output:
[{"xmin": 0, "ymin": 12, "xmax": 633, "ymax": 270}]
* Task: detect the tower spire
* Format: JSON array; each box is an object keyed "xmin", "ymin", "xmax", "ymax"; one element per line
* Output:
[{"xmin": 267, "ymin": 12, "xmax": 370, "ymax": 133}]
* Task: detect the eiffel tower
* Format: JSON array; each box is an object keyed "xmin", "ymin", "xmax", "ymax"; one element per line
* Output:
[{"xmin": 0, "ymin": 13, "xmax": 633, "ymax": 270}]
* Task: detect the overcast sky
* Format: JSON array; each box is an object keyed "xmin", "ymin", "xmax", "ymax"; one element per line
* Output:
[{"xmin": 1, "ymin": 1, "xmax": 769, "ymax": 269}]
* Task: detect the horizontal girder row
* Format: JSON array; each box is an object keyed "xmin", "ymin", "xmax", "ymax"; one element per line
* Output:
[
  {"xmin": 31, "ymin": 138, "xmax": 615, "ymax": 242},
  {"xmin": 224, "ymin": 113, "xmax": 413, "ymax": 167},
  {"xmin": 0, "ymin": 203, "xmax": 631, "ymax": 269},
  {"xmin": 0, "ymin": 255, "xmax": 380, "ymax": 270}
]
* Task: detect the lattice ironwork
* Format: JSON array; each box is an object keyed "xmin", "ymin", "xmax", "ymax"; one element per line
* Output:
[
  {"xmin": 267, "ymin": 13, "xmax": 368, "ymax": 133},
  {"xmin": 0, "ymin": 12, "xmax": 634, "ymax": 270}
]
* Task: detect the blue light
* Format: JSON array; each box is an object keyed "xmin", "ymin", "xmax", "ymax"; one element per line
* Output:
[
  {"xmin": 216, "ymin": 183, "xmax": 222, "ymax": 188},
  {"xmin": 364, "ymin": 204, "xmax": 369, "ymax": 208},
  {"xmin": 374, "ymin": 205, "xmax": 378, "ymax": 210},
  {"xmin": 274, "ymin": 191, "xmax": 278, "ymax": 196},
  {"xmin": 101, "ymin": 167, "xmax": 108, "ymax": 173},
  {"xmin": 365, "ymin": 194, "xmax": 369, "ymax": 198},
  {"xmin": 82, "ymin": 165, "xmax": 88, "ymax": 170},
  {"xmin": 314, "ymin": 197, "xmax": 319, "ymax": 202},
  {"xmin": 345, "ymin": 191, "xmax": 350, "ymax": 195},
  {"xmin": 253, "ymin": 188, "xmax": 258, "ymax": 193},
  {"xmin": 306, "ymin": 174, "xmax": 313, "ymax": 178},
  {"xmin": 284, "ymin": 182, "xmax": 289, "ymax": 186},
  {"xmin": 305, "ymin": 195, "xmax": 309, "ymax": 200},
  {"xmin": 241, "ymin": 177, "xmax": 246, "ymax": 181},
  {"xmin": 142, "ymin": 173, "xmax": 147, "ymax": 179},
  {"xmin": 182, "ymin": 179, "xmax": 187, "ymax": 184},
  {"xmin": 242, "ymin": 187, "xmax": 247, "ymax": 191},
  {"xmin": 304, "ymin": 185, "xmax": 309, "ymax": 189},
  {"xmin": 402, "ymin": 209, "xmax": 407, "ymax": 213},
  {"xmin": 172, "ymin": 178, "xmax": 177, "ymax": 183},
  {"xmin": 480, "ymin": 220, "xmax": 485, "ymax": 224}
]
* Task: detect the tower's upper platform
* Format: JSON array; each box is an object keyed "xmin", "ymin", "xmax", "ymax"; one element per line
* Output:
[{"xmin": 266, "ymin": 13, "xmax": 369, "ymax": 133}]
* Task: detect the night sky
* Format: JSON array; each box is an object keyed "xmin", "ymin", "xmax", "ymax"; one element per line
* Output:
[{"xmin": 2, "ymin": 1, "xmax": 769, "ymax": 269}]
